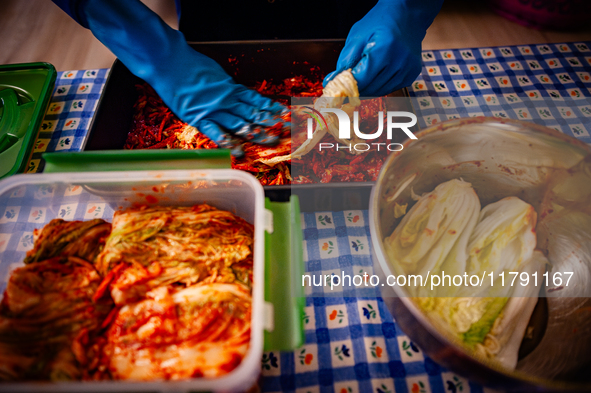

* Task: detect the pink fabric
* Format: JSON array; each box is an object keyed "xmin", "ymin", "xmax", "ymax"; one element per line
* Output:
[{"xmin": 489, "ymin": 0, "xmax": 590, "ymax": 30}]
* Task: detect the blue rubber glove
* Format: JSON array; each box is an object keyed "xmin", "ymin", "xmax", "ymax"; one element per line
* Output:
[
  {"xmin": 52, "ymin": 0, "xmax": 285, "ymax": 156},
  {"xmin": 324, "ymin": 0, "xmax": 443, "ymax": 97}
]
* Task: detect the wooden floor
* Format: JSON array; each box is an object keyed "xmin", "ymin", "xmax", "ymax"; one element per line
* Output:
[{"xmin": 1, "ymin": 0, "xmax": 591, "ymax": 72}]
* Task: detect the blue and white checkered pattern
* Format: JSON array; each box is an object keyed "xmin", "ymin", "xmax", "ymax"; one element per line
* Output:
[
  {"xmin": 408, "ymin": 42, "xmax": 591, "ymax": 143},
  {"xmin": 261, "ymin": 211, "xmax": 483, "ymax": 393},
  {"xmin": 27, "ymin": 68, "xmax": 109, "ymax": 173}
]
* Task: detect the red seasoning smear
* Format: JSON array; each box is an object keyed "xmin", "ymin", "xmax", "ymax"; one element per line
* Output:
[{"xmin": 145, "ymin": 195, "xmax": 158, "ymax": 204}]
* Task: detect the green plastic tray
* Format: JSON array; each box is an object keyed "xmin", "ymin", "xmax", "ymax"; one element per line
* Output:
[{"xmin": 0, "ymin": 62, "xmax": 56, "ymax": 178}]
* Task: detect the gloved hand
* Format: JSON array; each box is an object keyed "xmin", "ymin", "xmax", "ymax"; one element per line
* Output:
[
  {"xmin": 52, "ymin": 0, "xmax": 286, "ymax": 156},
  {"xmin": 324, "ymin": 0, "xmax": 443, "ymax": 97}
]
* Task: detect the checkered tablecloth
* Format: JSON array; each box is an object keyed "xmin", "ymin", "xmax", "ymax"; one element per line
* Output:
[
  {"xmin": 8, "ymin": 41, "xmax": 591, "ymax": 392},
  {"xmin": 261, "ymin": 210, "xmax": 480, "ymax": 393},
  {"xmin": 25, "ymin": 68, "xmax": 109, "ymax": 173},
  {"xmin": 407, "ymin": 42, "xmax": 591, "ymax": 143}
]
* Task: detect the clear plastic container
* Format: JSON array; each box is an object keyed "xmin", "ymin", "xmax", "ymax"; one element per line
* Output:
[{"xmin": 0, "ymin": 169, "xmax": 268, "ymax": 392}]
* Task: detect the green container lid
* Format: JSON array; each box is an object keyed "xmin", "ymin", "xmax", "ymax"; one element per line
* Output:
[{"xmin": 0, "ymin": 62, "xmax": 56, "ymax": 178}]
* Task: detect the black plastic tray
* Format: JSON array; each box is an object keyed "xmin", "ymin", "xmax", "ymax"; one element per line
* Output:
[
  {"xmin": 84, "ymin": 40, "xmax": 349, "ymax": 151},
  {"xmin": 84, "ymin": 40, "xmax": 410, "ymax": 211}
]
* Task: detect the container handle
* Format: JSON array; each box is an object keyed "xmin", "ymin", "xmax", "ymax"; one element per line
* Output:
[
  {"xmin": 42, "ymin": 149, "xmax": 232, "ymax": 172},
  {"xmin": 263, "ymin": 195, "xmax": 305, "ymax": 351}
]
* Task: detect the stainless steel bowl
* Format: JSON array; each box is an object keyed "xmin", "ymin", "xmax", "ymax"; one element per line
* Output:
[{"xmin": 369, "ymin": 117, "xmax": 591, "ymax": 392}]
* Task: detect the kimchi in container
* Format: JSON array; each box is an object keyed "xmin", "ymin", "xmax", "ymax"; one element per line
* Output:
[{"xmin": 0, "ymin": 169, "xmax": 281, "ymax": 392}]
